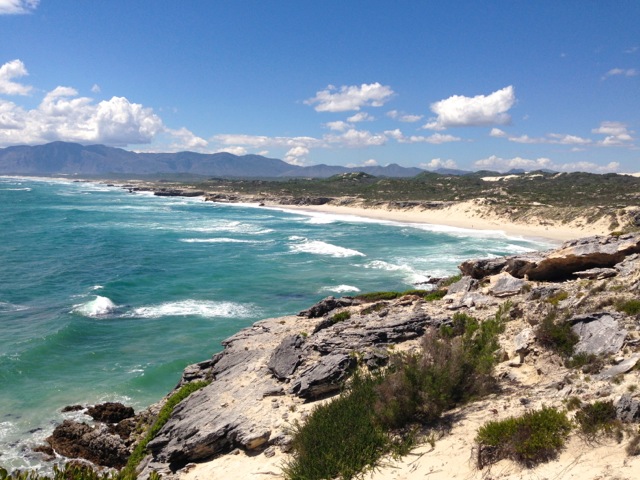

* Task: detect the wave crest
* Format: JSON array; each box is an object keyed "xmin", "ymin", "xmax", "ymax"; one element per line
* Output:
[{"xmin": 126, "ymin": 300, "xmax": 257, "ymax": 319}]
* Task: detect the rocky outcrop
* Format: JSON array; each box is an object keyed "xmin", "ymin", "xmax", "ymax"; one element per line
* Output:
[
  {"xmin": 87, "ymin": 402, "xmax": 134, "ymax": 424},
  {"xmin": 298, "ymin": 296, "xmax": 358, "ymax": 318},
  {"xmin": 569, "ymin": 312, "xmax": 626, "ymax": 356},
  {"xmin": 460, "ymin": 233, "xmax": 640, "ymax": 281}
]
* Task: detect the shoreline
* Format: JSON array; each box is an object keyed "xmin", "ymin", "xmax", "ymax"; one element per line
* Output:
[{"xmin": 258, "ymin": 200, "xmax": 609, "ymax": 243}]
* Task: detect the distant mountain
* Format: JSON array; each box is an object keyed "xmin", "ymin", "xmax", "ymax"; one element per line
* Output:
[
  {"xmin": 432, "ymin": 167, "xmax": 473, "ymax": 176},
  {"xmin": 0, "ymin": 142, "xmax": 426, "ymax": 179}
]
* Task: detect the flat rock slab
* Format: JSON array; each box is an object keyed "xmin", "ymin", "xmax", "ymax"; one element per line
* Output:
[{"xmin": 570, "ymin": 312, "xmax": 626, "ymax": 356}]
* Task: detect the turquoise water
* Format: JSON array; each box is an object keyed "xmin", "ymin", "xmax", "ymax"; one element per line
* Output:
[{"xmin": 0, "ymin": 176, "xmax": 551, "ymax": 470}]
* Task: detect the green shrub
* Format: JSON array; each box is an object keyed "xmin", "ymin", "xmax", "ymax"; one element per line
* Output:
[
  {"xmin": 626, "ymin": 432, "xmax": 640, "ymax": 456},
  {"xmin": 282, "ymin": 373, "xmax": 393, "ymax": 480},
  {"xmin": 546, "ymin": 290, "xmax": 568, "ymax": 306},
  {"xmin": 355, "ymin": 291, "xmax": 402, "ymax": 302},
  {"xmin": 0, "ymin": 464, "xmax": 162, "ymax": 480},
  {"xmin": 565, "ymin": 353, "xmax": 604, "ymax": 373},
  {"xmin": 374, "ymin": 312, "xmax": 502, "ymax": 430},
  {"xmin": 328, "ymin": 310, "xmax": 351, "ymax": 324},
  {"xmin": 575, "ymin": 400, "xmax": 621, "ymax": 442},
  {"xmin": 476, "ymin": 407, "xmax": 572, "ymax": 468},
  {"xmin": 439, "ymin": 274, "xmax": 462, "ymax": 287},
  {"xmin": 122, "ymin": 381, "xmax": 209, "ymax": 477},
  {"xmin": 423, "ymin": 289, "xmax": 446, "ymax": 302},
  {"xmin": 616, "ymin": 299, "xmax": 640, "ymax": 316},
  {"xmin": 535, "ymin": 312, "xmax": 578, "ymax": 358}
]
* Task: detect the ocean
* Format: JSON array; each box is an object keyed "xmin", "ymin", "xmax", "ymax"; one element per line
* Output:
[{"xmin": 0, "ymin": 176, "xmax": 551, "ymax": 471}]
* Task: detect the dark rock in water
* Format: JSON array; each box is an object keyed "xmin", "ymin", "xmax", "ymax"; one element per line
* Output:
[
  {"xmin": 87, "ymin": 402, "xmax": 134, "ymax": 424},
  {"xmin": 298, "ymin": 296, "xmax": 357, "ymax": 318},
  {"xmin": 61, "ymin": 405, "xmax": 84, "ymax": 413},
  {"xmin": 46, "ymin": 420, "xmax": 129, "ymax": 468},
  {"xmin": 569, "ymin": 312, "xmax": 626, "ymax": 356},
  {"xmin": 32, "ymin": 444, "xmax": 55, "ymax": 458},
  {"xmin": 268, "ymin": 334, "xmax": 306, "ymax": 380},
  {"xmin": 291, "ymin": 354, "xmax": 356, "ymax": 399},
  {"xmin": 616, "ymin": 394, "xmax": 640, "ymax": 423}
]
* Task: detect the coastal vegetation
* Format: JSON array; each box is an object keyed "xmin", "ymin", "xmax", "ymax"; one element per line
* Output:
[{"xmin": 283, "ymin": 307, "xmax": 507, "ymax": 480}]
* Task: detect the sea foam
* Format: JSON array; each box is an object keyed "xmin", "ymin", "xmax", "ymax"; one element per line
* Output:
[
  {"xmin": 289, "ymin": 238, "xmax": 366, "ymax": 258},
  {"xmin": 72, "ymin": 296, "xmax": 118, "ymax": 317},
  {"xmin": 319, "ymin": 285, "xmax": 361, "ymax": 293},
  {"xmin": 127, "ymin": 300, "xmax": 257, "ymax": 319}
]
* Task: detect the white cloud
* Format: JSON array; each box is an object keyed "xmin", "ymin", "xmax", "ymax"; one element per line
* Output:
[
  {"xmin": 284, "ymin": 146, "xmax": 309, "ymax": 165},
  {"xmin": 305, "ymin": 82, "xmax": 394, "ymax": 112},
  {"xmin": 0, "ymin": 0, "xmax": 38, "ymax": 14},
  {"xmin": 423, "ymin": 85, "xmax": 516, "ymax": 130},
  {"xmin": 325, "ymin": 120, "xmax": 352, "ymax": 131},
  {"xmin": 491, "ymin": 127, "xmax": 592, "ymax": 146},
  {"xmin": 216, "ymin": 146, "xmax": 248, "ymax": 155},
  {"xmin": 0, "ymin": 59, "xmax": 32, "ymax": 95},
  {"xmin": 489, "ymin": 128, "xmax": 507, "ymax": 138},
  {"xmin": 384, "ymin": 129, "xmax": 461, "ymax": 144},
  {"xmin": 91, "ymin": 84, "xmax": 101, "ymax": 93},
  {"xmin": 165, "ymin": 127, "xmax": 208, "ymax": 151},
  {"xmin": 325, "ymin": 128, "xmax": 386, "ymax": 147},
  {"xmin": 347, "ymin": 112, "xmax": 374, "ymax": 122},
  {"xmin": 387, "ymin": 110, "xmax": 423, "ymax": 122},
  {"xmin": 602, "ymin": 68, "xmax": 639, "ymax": 79},
  {"xmin": 363, "ymin": 159, "xmax": 378, "ymax": 166},
  {"xmin": 0, "ymin": 81, "xmax": 178, "ymax": 147},
  {"xmin": 474, "ymin": 155, "xmax": 620, "ymax": 173},
  {"xmin": 421, "ymin": 158, "xmax": 458, "ymax": 170},
  {"xmin": 213, "ymin": 133, "xmax": 323, "ymax": 149},
  {"xmin": 592, "ymin": 121, "xmax": 634, "ymax": 146}
]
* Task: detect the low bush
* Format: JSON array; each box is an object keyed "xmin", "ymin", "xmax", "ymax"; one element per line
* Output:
[
  {"xmin": 475, "ymin": 407, "xmax": 572, "ymax": 469},
  {"xmin": 616, "ymin": 299, "xmax": 640, "ymax": 316},
  {"xmin": 626, "ymin": 432, "xmax": 640, "ymax": 456},
  {"xmin": 423, "ymin": 289, "xmax": 447, "ymax": 302},
  {"xmin": 439, "ymin": 274, "xmax": 462, "ymax": 287},
  {"xmin": 575, "ymin": 400, "xmax": 621, "ymax": 442},
  {"xmin": 565, "ymin": 352, "xmax": 604, "ymax": 374},
  {"xmin": 546, "ymin": 290, "xmax": 568, "ymax": 306},
  {"xmin": 535, "ymin": 312, "xmax": 578, "ymax": 358},
  {"xmin": 328, "ymin": 310, "xmax": 351, "ymax": 324},
  {"xmin": 282, "ymin": 373, "xmax": 394, "ymax": 480},
  {"xmin": 0, "ymin": 464, "xmax": 162, "ymax": 480}
]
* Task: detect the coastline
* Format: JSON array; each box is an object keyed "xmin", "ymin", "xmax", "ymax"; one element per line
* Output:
[{"xmin": 260, "ymin": 200, "xmax": 611, "ymax": 243}]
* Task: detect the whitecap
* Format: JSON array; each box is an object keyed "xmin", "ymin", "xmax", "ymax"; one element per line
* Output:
[
  {"xmin": 289, "ymin": 239, "xmax": 366, "ymax": 258},
  {"xmin": 319, "ymin": 285, "xmax": 361, "ymax": 293},
  {"xmin": 361, "ymin": 260, "xmax": 429, "ymax": 285},
  {"xmin": 0, "ymin": 301, "xmax": 29, "ymax": 312},
  {"xmin": 125, "ymin": 300, "xmax": 257, "ymax": 319},
  {"xmin": 72, "ymin": 296, "xmax": 118, "ymax": 317},
  {"xmin": 179, "ymin": 238, "xmax": 265, "ymax": 244}
]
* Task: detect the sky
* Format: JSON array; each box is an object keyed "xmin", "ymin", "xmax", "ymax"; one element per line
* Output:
[{"xmin": 0, "ymin": 0, "xmax": 638, "ymax": 173}]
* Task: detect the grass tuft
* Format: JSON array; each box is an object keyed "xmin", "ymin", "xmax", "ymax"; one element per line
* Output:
[{"xmin": 475, "ymin": 407, "xmax": 572, "ymax": 469}]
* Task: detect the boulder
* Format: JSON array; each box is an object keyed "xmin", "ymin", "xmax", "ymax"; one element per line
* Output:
[
  {"xmin": 574, "ymin": 268, "xmax": 618, "ymax": 280},
  {"xmin": 87, "ymin": 402, "xmax": 134, "ymax": 424},
  {"xmin": 268, "ymin": 334, "xmax": 306, "ymax": 380},
  {"xmin": 298, "ymin": 296, "xmax": 356, "ymax": 318},
  {"xmin": 46, "ymin": 420, "xmax": 129, "ymax": 469},
  {"xmin": 569, "ymin": 312, "xmax": 626, "ymax": 356},
  {"xmin": 290, "ymin": 354, "xmax": 356, "ymax": 399},
  {"xmin": 616, "ymin": 394, "xmax": 640, "ymax": 423},
  {"xmin": 489, "ymin": 272, "xmax": 526, "ymax": 297},
  {"xmin": 598, "ymin": 354, "xmax": 640, "ymax": 379},
  {"xmin": 459, "ymin": 257, "xmax": 508, "ymax": 279}
]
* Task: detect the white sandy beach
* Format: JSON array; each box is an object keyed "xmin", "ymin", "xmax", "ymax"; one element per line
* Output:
[{"xmin": 275, "ymin": 200, "xmax": 612, "ymax": 243}]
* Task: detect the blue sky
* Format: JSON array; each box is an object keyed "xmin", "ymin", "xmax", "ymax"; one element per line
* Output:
[{"xmin": 0, "ymin": 1, "xmax": 638, "ymax": 172}]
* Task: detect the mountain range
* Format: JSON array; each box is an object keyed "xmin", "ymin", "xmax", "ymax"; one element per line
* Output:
[{"xmin": 0, "ymin": 142, "xmax": 430, "ymax": 178}]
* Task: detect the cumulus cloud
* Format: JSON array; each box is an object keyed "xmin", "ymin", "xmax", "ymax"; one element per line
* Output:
[
  {"xmin": 474, "ymin": 155, "xmax": 620, "ymax": 173},
  {"xmin": 592, "ymin": 121, "xmax": 634, "ymax": 146},
  {"xmin": 325, "ymin": 120, "xmax": 351, "ymax": 131},
  {"xmin": 325, "ymin": 128, "xmax": 386, "ymax": 147},
  {"xmin": 216, "ymin": 146, "xmax": 248, "ymax": 155},
  {"xmin": 602, "ymin": 68, "xmax": 639, "ymax": 79},
  {"xmin": 0, "ymin": 59, "xmax": 32, "ymax": 95},
  {"xmin": 0, "ymin": 0, "xmax": 38, "ymax": 14},
  {"xmin": 421, "ymin": 158, "xmax": 458, "ymax": 170},
  {"xmin": 284, "ymin": 146, "xmax": 309, "ymax": 165},
  {"xmin": 387, "ymin": 110, "xmax": 423, "ymax": 122},
  {"xmin": 347, "ymin": 112, "xmax": 374, "ymax": 122},
  {"xmin": 384, "ymin": 129, "xmax": 461, "ymax": 144},
  {"xmin": 305, "ymin": 82, "xmax": 394, "ymax": 112},
  {"xmin": 423, "ymin": 85, "xmax": 516, "ymax": 130},
  {"xmin": 165, "ymin": 127, "xmax": 208, "ymax": 151}
]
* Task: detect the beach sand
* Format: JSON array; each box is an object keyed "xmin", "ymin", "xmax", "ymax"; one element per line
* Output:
[{"xmin": 270, "ymin": 200, "xmax": 611, "ymax": 243}]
